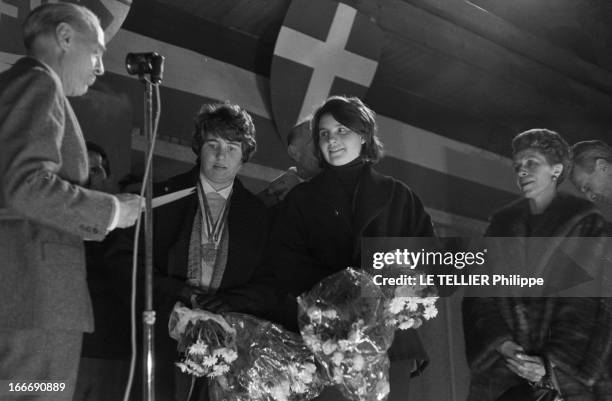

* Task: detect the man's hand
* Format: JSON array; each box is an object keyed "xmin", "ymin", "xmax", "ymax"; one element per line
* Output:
[{"xmin": 115, "ymin": 193, "xmax": 144, "ymax": 228}]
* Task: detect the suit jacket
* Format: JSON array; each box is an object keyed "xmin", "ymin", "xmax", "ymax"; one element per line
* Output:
[
  {"xmin": 0, "ymin": 57, "xmax": 115, "ymax": 331},
  {"xmin": 268, "ymin": 164, "xmax": 434, "ymax": 369}
]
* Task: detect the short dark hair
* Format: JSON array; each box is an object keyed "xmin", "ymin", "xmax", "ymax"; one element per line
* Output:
[
  {"xmin": 86, "ymin": 141, "xmax": 111, "ymax": 176},
  {"xmin": 512, "ymin": 128, "xmax": 571, "ymax": 184},
  {"xmin": 311, "ymin": 96, "xmax": 384, "ymax": 166},
  {"xmin": 572, "ymin": 140, "xmax": 612, "ymax": 173},
  {"xmin": 23, "ymin": 2, "xmax": 100, "ymax": 51},
  {"xmin": 191, "ymin": 102, "xmax": 257, "ymax": 163}
]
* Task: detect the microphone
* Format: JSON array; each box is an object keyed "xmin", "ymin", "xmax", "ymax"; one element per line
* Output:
[{"xmin": 125, "ymin": 52, "xmax": 164, "ymax": 84}]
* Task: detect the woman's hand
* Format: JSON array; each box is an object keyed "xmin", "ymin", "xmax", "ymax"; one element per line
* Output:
[
  {"xmin": 506, "ymin": 354, "xmax": 546, "ymax": 383},
  {"xmin": 179, "ymin": 285, "xmax": 206, "ymax": 307},
  {"xmin": 498, "ymin": 340, "xmax": 546, "ymax": 382}
]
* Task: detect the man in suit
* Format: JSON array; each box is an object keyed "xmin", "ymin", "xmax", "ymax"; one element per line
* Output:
[
  {"xmin": 259, "ymin": 120, "xmax": 321, "ymax": 206},
  {"xmin": 571, "ymin": 140, "xmax": 612, "ymax": 204},
  {"xmin": 0, "ymin": 3, "xmax": 142, "ymax": 400}
]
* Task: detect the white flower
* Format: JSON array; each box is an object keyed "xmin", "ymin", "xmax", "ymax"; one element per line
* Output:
[
  {"xmin": 201, "ymin": 355, "xmax": 217, "ymax": 367},
  {"xmin": 331, "ymin": 351, "xmax": 344, "ymax": 365},
  {"xmin": 375, "ymin": 379, "xmax": 390, "ymax": 399},
  {"xmin": 185, "ymin": 359, "xmax": 207, "ymax": 376},
  {"xmin": 387, "ymin": 298, "xmax": 405, "ymax": 314},
  {"xmin": 352, "ymin": 354, "xmax": 365, "ymax": 371},
  {"xmin": 423, "ymin": 306, "xmax": 438, "ymax": 320},
  {"xmin": 298, "ymin": 367, "xmax": 314, "ymax": 384},
  {"xmin": 176, "ymin": 361, "xmax": 190, "ymax": 374},
  {"xmin": 398, "ymin": 319, "xmax": 414, "ymax": 330},
  {"xmin": 210, "ymin": 363, "xmax": 230, "ymax": 377},
  {"xmin": 337, "ymin": 339, "xmax": 351, "ymax": 352},
  {"xmin": 303, "ymin": 333, "xmax": 322, "ymax": 352},
  {"xmin": 188, "ymin": 339, "xmax": 209, "ymax": 356},
  {"xmin": 321, "ymin": 309, "xmax": 338, "ymax": 319},
  {"xmin": 322, "ymin": 340, "xmax": 338, "ymax": 355},
  {"xmin": 213, "ymin": 347, "xmax": 238, "ymax": 363},
  {"xmin": 405, "ymin": 298, "xmax": 419, "ymax": 312},
  {"xmin": 306, "ymin": 306, "xmax": 322, "ymax": 321},
  {"xmin": 303, "ymin": 362, "xmax": 317, "ymax": 374}
]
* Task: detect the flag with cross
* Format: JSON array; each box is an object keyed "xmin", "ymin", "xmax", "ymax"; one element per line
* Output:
[{"xmin": 270, "ymin": 0, "xmax": 383, "ymax": 142}]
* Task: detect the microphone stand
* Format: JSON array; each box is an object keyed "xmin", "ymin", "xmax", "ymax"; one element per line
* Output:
[
  {"xmin": 127, "ymin": 51, "xmax": 164, "ymax": 401},
  {"xmin": 125, "ymin": 52, "xmax": 164, "ymax": 401},
  {"xmin": 141, "ymin": 78, "xmax": 155, "ymax": 401}
]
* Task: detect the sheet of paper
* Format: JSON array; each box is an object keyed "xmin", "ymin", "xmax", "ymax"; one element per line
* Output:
[{"xmin": 152, "ymin": 186, "xmax": 195, "ymax": 208}]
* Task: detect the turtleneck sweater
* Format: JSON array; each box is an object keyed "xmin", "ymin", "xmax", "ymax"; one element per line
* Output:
[{"xmin": 326, "ymin": 157, "xmax": 365, "ymax": 212}]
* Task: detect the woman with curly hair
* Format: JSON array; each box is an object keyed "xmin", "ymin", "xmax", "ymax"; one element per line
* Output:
[{"xmin": 463, "ymin": 129, "xmax": 612, "ymax": 401}]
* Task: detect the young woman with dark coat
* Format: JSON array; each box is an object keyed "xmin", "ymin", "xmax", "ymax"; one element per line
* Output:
[{"xmin": 268, "ymin": 96, "xmax": 435, "ymax": 401}]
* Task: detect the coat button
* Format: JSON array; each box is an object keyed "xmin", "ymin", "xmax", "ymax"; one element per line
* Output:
[{"xmin": 334, "ymin": 210, "xmax": 340, "ymax": 216}]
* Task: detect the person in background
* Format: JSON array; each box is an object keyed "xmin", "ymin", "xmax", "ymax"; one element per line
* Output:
[
  {"xmin": 463, "ymin": 129, "xmax": 612, "ymax": 401},
  {"xmin": 0, "ymin": 3, "xmax": 141, "ymax": 400},
  {"xmin": 73, "ymin": 142, "xmax": 130, "ymax": 401},
  {"xmin": 571, "ymin": 140, "xmax": 612, "ymax": 204},
  {"xmin": 267, "ymin": 95, "xmax": 435, "ymax": 401},
  {"xmin": 85, "ymin": 141, "xmax": 117, "ymax": 194},
  {"xmin": 260, "ymin": 120, "xmax": 322, "ymax": 206}
]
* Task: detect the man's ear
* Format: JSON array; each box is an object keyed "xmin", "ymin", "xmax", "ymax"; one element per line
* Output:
[
  {"xmin": 55, "ymin": 22, "xmax": 75, "ymax": 52},
  {"xmin": 595, "ymin": 158, "xmax": 609, "ymax": 173},
  {"xmin": 552, "ymin": 163, "xmax": 563, "ymax": 178}
]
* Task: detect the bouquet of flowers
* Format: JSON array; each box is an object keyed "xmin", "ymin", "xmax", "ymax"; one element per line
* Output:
[
  {"xmin": 168, "ymin": 302, "xmax": 238, "ymax": 378},
  {"xmin": 385, "ymin": 279, "xmax": 439, "ymax": 330},
  {"xmin": 209, "ymin": 313, "xmax": 325, "ymax": 401},
  {"xmin": 297, "ymin": 268, "xmax": 394, "ymax": 401}
]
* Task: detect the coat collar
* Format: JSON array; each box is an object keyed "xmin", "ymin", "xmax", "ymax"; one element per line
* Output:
[
  {"xmin": 16, "ymin": 57, "xmax": 64, "ymax": 97},
  {"xmin": 489, "ymin": 192, "xmax": 600, "ymax": 237}
]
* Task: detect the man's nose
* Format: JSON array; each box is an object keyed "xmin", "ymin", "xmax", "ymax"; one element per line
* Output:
[
  {"xmin": 517, "ymin": 168, "xmax": 528, "ymax": 177},
  {"xmin": 94, "ymin": 57, "xmax": 104, "ymax": 76},
  {"xmin": 215, "ymin": 147, "xmax": 228, "ymax": 159}
]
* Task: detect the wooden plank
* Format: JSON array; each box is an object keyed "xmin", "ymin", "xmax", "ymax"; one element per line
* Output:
[{"xmin": 350, "ymin": 0, "xmax": 612, "ymax": 117}]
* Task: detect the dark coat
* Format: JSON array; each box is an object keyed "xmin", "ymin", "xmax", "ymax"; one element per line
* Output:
[
  {"xmin": 151, "ymin": 168, "xmax": 273, "ymax": 318},
  {"xmin": 104, "ymin": 168, "xmax": 273, "ymax": 400},
  {"xmin": 81, "ymin": 231, "xmax": 131, "ymax": 359},
  {"xmin": 463, "ymin": 193, "xmax": 612, "ymax": 401},
  {"xmin": 268, "ymin": 164, "xmax": 434, "ymax": 369}
]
